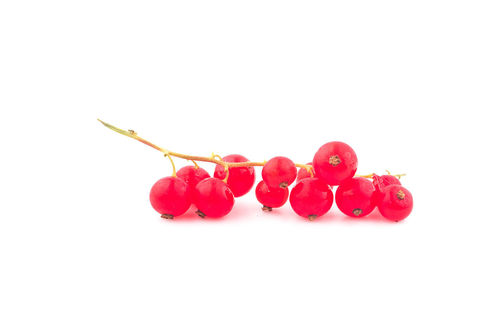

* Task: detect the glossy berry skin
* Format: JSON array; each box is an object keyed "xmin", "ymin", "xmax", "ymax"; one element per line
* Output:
[
  {"xmin": 372, "ymin": 174, "xmax": 401, "ymax": 191},
  {"xmin": 378, "ymin": 185, "xmax": 413, "ymax": 221},
  {"xmin": 313, "ymin": 141, "xmax": 358, "ymax": 186},
  {"xmin": 290, "ymin": 178, "xmax": 333, "ymax": 220},
  {"xmin": 176, "ymin": 166, "xmax": 210, "ymax": 203},
  {"xmin": 255, "ymin": 180, "xmax": 289, "ymax": 209},
  {"xmin": 262, "ymin": 156, "xmax": 297, "ymax": 189},
  {"xmin": 335, "ymin": 177, "xmax": 376, "ymax": 217},
  {"xmin": 372, "ymin": 174, "xmax": 401, "ymax": 206},
  {"xmin": 194, "ymin": 178, "xmax": 235, "ymax": 218},
  {"xmin": 214, "ymin": 154, "xmax": 255, "ymax": 197},
  {"xmin": 150, "ymin": 176, "xmax": 190, "ymax": 217},
  {"xmin": 296, "ymin": 162, "xmax": 315, "ymax": 183}
]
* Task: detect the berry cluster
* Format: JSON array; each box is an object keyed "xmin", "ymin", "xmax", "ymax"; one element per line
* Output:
[{"xmin": 100, "ymin": 120, "xmax": 413, "ymax": 222}]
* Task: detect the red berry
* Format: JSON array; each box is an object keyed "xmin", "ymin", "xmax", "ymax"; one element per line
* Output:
[
  {"xmin": 149, "ymin": 176, "xmax": 190, "ymax": 218},
  {"xmin": 312, "ymin": 141, "xmax": 358, "ymax": 186},
  {"xmin": 296, "ymin": 162, "xmax": 315, "ymax": 183},
  {"xmin": 194, "ymin": 178, "xmax": 235, "ymax": 218},
  {"xmin": 372, "ymin": 174, "xmax": 401, "ymax": 206},
  {"xmin": 290, "ymin": 178, "xmax": 333, "ymax": 220},
  {"xmin": 335, "ymin": 177, "xmax": 376, "ymax": 217},
  {"xmin": 255, "ymin": 180, "xmax": 289, "ymax": 211},
  {"xmin": 378, "ymin": 185, "xmax": 413, "ymax": 221},
  {"xmin": 372, "ymin": 174, "xmax": 401, "ymax": 191},
  {"xmin": 214, "ymin": 154, "xmax": 255, "ymax": 197},
  {"xmin": 177, "ymin": 166, "xmax": 210, "ymax": 203},
  {"xmin": 262, "ymin": 156, "xmax": 297, "ymax": 189}
]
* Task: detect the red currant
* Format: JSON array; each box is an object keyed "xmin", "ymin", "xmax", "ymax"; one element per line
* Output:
[
  {"xmin": 290, "ymin": 178, "xmax": 333, "ymax": 220},
  {"xmin": 194, "ymin": 178, "xmax": 235, "ymax": 218},
  {"xmin": 262, "ymin": 156, "xmax": 297, "ymax": 189},
  {"xmin": 296, "ymin": 162, "xmax": 315, "ymax": 183},
  {"xmin": 176, "ymin": 166, "xmax": 210, "ymax": 203},
  {"xmin": 214, "ymin": 154, "xmax": 255, "ymax": 197},
  {"xmin": 372, "ymin": 174, "xmax": 401, "ymax": 191},
  {"xmin": 335, "ymin": 177, "xmax": 376, "ymax": 217},
  {"xmin": 313, "ymin": 141, "xmax": 358, "ymax": 186},
  {"xmin": 255, "ymin": 180, "xmax": 289, "ymax": 211},
  {"xmin": 372, "ymin": 174, "xmax": 401, "ymax": 206},
  {"xmin": 378, "ymin": 185, "xmax": 413, "ymax": 221},
  {"xmin": 149, "ymin": 176, "xmax": 190, "ymax": 218}
]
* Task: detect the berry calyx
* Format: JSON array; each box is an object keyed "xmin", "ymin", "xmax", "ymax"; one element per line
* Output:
[
  {"xmin": 262, "ymin": 156, "xmax": 297, "ymax": 189},
  {"xmin": 214, "ymin": 154, "xmax": 255, "ymax": 197},
  {"xmin": 194, "ymin": 178, "xmax": 235, "ymax": 218},
  {"xmin": 335, "ymin": 177, "xmax": 376, "ymax": 217},
  {"xmin": 255, "ymin": 180, "xmax": 289, "ymax": 211},
  {"xmin": 176, "ymin": 165, "xmax": 210, "ymax": 203},
  {"xmin": 290, "ymin": 177, "xmax": 333, "ymax": 220},
  {"xmin": 313, "ymin": 141, "xmax": 358, "ymax": 186},
  {"xmin": 150, "ymin": 176, "xmax": 190, "ymax": 218},
  {"xmin": 378, "ymin": 185, "xmax": 413, "ymax": 221},
  {"xmin": 296, "ymin": 162, "xmax": 315, "ymax": 183}
]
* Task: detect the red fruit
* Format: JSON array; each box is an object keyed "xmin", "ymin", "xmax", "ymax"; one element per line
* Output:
[
  {"xmin": 176, "ymin": 166, "xmax": 210, "ymax": 203},
  {"xmin": 149, "ymin": 176, "xmax": 190, "ymax": 218},
  {"xmin": 255, "ymin": 180, "xmax": 289, "ymax": 211},
  {"xmin": 312, "ymin": 141, "xmax": 358, "ymax": 186},
  {"xmin": 378, "ymin": 185, "xmax": 413, "ymax": 221},
  {"xmin": 335, "ymin": 177, "xmax": 376, "ymax": 217},
  {"xmin": 372, "ymin": 174, "xmax": 401, "ymax": 206},
  {"xmin": 214, "ymin": 154, "xmax": 255, "ymax": 197},
  {"xmin": 194, "ymin": 178, "xmax": 235, "ymax": 218},
  {"xmin": 290, "ymin": 178, "xmax": 333, "ymax": 220},
  {"xmin": 262, "ymin": 156, "xmax": 297, "ymax": 189},
  {"xmin": 296, "ymin": 162, "xmax": 315, "ymax": 183},
  {"xmin": 372, "ymin": 174, "xmax": 401, "ymax": 191}
]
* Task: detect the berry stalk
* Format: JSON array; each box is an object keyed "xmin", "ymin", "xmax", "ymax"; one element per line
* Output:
[
  {"xmin": 98, "ymin": 119, "xmax": 313, "ymax": 174},
  {"xmin": 355, "ymin": 173, "xmax": 406, "ymax": 179}
]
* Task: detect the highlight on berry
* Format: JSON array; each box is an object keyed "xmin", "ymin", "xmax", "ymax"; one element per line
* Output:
[{"xmin": 99, "ymin": 119, "xmax": 413, "ymax": 222}]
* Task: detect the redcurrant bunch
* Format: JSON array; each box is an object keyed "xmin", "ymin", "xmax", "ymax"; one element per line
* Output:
[{"xmin": 100, "ymin": 119, "xmax": 414, "ymax": 222}]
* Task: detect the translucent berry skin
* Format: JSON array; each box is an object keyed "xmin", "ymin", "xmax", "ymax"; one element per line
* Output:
[
  {"xmin": 378, "ymin": 185, "xmax": 413, "ymax": 222},
  {"xmin": 372, "ymin": 174, "xmax": 401, "ymax": 206},
  {"xmin": 262, "ymin": 156, "xmax": 297, "ymax": 189},
  {"xmin": 296, "ymin": 162, "xmax": 315, "ymax": 183},
  {"xmin": 290, "ymin": 178, "xmax": 333, "ymax": 219},
  {"xmin": 176, "ymin": 166, "xmax": 210, "ymax": 203},
  {"xmin": 335, "ymin": 177, "xmax": 376, "ymax": 217},
  {"xmin": 255, "ymin": 180, "xmax": 289, "ymax": 208},
  {"xmin": 214, "ymin": 154, "xmax": 255, "ymax": 197},
  {"xmin": 312, "ymin": 141, "xmax": 358, "ymax": 186},
  {"xmin": 194, "ymin": 178, "xmax": 235, "ymax": 218},
  {"xmin": 149, "ymin": 176, "xmax": 190, "ymax": 217}
]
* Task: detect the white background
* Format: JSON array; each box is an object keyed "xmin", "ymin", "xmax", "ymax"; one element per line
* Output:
[{"xmin": 1, "ymin": 1, "xmax": 499, "ymax": 308}]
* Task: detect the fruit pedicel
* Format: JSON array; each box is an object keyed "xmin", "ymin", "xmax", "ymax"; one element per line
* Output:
[{"xmin": 99, "ymin": 120, "xmax": 413, "ymax": 222}]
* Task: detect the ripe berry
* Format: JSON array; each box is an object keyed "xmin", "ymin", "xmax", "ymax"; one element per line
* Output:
[
  {"xmin": 296, "ymin": 162, "xmax": 315, "ymax": 183},
  {"xmin": 194, "ymin": 178, "xmax": 235, "ymax": 218},
  {"xmin": 372, "ymin": 174, "xmax": 401, "ymax": 206},
  {"xmin": 150, "ymin": 176, "xmax": 190, "ymax": 219},
  {"xmin": 176, "ymin": 166, "xmax": 210, "ymax": 203},
  {"xmin": 290, "ymin": 178, "xmax": 333, "ymax": 220},
  {"xmin": 335, "ymin": 177, "xmax": 376, "ymax": 217},
  {"xmin": 214, "ymin": 154, "xmax": 255, "ymax": 197},
  {"xmin": 313, "ymin": 141, "xmax": 358, "ymax": 186},
  {"xmin": 378, "ymin": 185, "xmax": 413, "ymax": 221},
  {"xmin": 262, "ymin": 156, "xmax": 297, "ymax": 189},
  {"xmin": 255, "ymin": 180, "xmax": 289, "ymax": 211}
]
